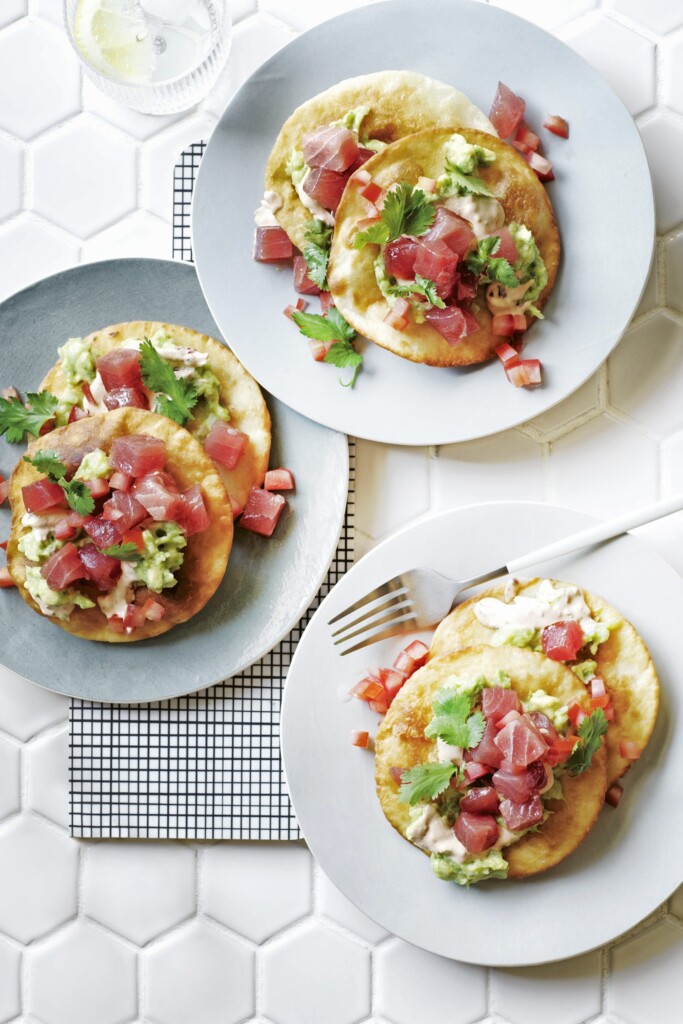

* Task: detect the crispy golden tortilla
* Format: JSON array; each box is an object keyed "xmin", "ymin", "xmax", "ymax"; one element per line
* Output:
[
  {"xmin": 328, "ymin": 127, "xmax": 560, "ymax": 367},
  {"xmin": 41, "ymin": 321, "xmax": 271, "ymax": 515},
  {"xmin": 429, "ymin": 579, "xmax": 659, "ymax": 786},
  {"xmin": 375, "ymin": 646, "xmax": 607, "ymax": 880},
  {"xmin": 7, "ymin": 408, "xmax": 233, "ymax": 643},
  {"xmin": 266, "ymin": 71, "xmax": 495, "ymax": 251}
]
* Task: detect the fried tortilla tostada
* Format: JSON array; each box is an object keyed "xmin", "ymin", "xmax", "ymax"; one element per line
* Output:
[
  {"xmin": 7, "ymin": 407, "xmax": 233, "ymax": 643},
  {"xmin": 264, "ymin": 71, "xmax": 495, "ymax": 252},
  {"xmin": 328, "ymin": 127, "xmax": 560, "ymax": 366},
  {"xmin": 375, "ymin": 646, "xmax": 607, "ymax": 884},
  {"xmin": 40, "ymin": 321, "xmax": 271, "ymax": 515},
  {"xmin": 429, "ymin": 578, "xmax": 659, "ymax": 786}
]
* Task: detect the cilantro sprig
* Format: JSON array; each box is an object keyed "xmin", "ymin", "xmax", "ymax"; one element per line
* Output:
[
  {"xmin": 291, "ymin": 307, "xmax": 363, "ymax": 388},
  {"xmin": 424, "ymin": 689, "xmax": 486, "ymax": 749},
  {"xmin": 566, "ymin": 709, "xmax": 608, "ymax": 777},
  {"xmin": 398, "ymin": 762, "xmax": 461, "ymax": 805},
  {"xmin": 23, "ymin": 450, "xmax": 95, "ymax": 516},
  {"xmin": 391, "ymin": 274, "xmax": 446, "ymax": 309},
  {"xmin": 102, "ymin": 543, "xmax": 142, "ymax": 562},
  {"xmin": 304, "ymin": 218, "xmax": 332, "ymax": 249},
  {"xmin": 139, "ymin": 340, "xmax": 198, "ymax": 426},
  {"xmin": 0, "ymin": 392, "xmax": 58, "ymax": 444},
  {"xmin": 354, "ymin": 183, "xmax": 435, "ymax": 250},
  {"xmin": 303, "ymin": 218, "xmax": 332, "ymax": 291},
  {"xmin": 466, "ymin": 236, "xmax": 519, "ymax": 289},
  {"xmin": 444, "ymin": 163, "xmax": 498, "ymax": 199}
]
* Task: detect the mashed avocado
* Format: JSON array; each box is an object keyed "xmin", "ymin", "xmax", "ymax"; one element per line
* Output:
[
  {"xmin": 444, "ymin": 132, "xmax": 495, "ymax": 175},
  {"xmin": 25, "ymin": 565, "xmax": 95, "ymax": 620},
  {"xmin": 582, "ymin": 622, "xmax": 610, "ymax": 653},
  {"xmin": 573, "ymin": 660, "xmax": 597, "ymax": 683},
  {"xmin": 286, "ymin": 149, "xmax": 307, "ymax": 188},
  {"xmin": 74, "ymin": 449, "xmax": 111, "ymax": 481},
  {"xmin": 331, "ymin": 105, "xmax": 369, "ymax": 134},
  {"xmin": 509, "ymin": 223, "xmax": 547, "ymax": 312},
  {"xmin": 431, "ymin": 850, "xmax": 508, "ymax": 885},
  {"xmin": 522, "ymin": 689, "xmax": 569, "ymax": 731},
  {"xmin": 492, "ymin": 626, "xmax": 541, "ymax": 650},
  {"xmin": 18, "ymin": 532, "xmax": 63, "ymax": 564},
  {"xmin": 136, "ymin": 523, "xmax": 186, "ymax": 593},
  {"xmin": 58, "ymin": 337, "xmax": 96, "ymax": 385}
]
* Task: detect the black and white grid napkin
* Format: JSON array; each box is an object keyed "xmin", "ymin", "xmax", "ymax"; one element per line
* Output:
[{"xmin": 69, "ymin": 143, "xmax": 354, "ymax": 840}]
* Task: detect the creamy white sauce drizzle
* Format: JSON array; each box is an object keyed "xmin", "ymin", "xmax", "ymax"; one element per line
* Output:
[
  {"xmin": 486, "ymin": 279, "xmax": 532, "ymax": 316},
  {"xmin": 122, "ymin": 337, "xmax": 208, "ymax": 368},
  {"xmin": 407, "ymin": 804, "xmax": 468, "ymax": 862},
  {"xmin": 294, "ymin": 167, "xmax": 336, "ymax": 226},
  {"xmin": 83, "ymin": 371, "xmax": 108, "ymax": 414},
  {"xmin": 254, "ymin": 189, "xmax": 283, "ymax": 227},
  {"xmin": 474, "ymin": 579, "xmax": 596, "ymax": 635},
  {"xmin": 97, "ymin": 561, "xmax": 138, "ymax": 621},
  {"xmin": 442, "ymin": 194, "xmax": 505, "ymax": 238},
  {"xmin": 32, "ymin": 592, "xmax": 73, "ymax": 620},
  {"xmin": 21, "ymin": 511, "xmax": 63, "ymax": 542},
  {"xmin": 435, "ymin": 739, "xmax": 463, "ymax": 765}
]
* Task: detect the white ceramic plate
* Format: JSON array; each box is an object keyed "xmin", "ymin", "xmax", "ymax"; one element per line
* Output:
[
  {"xmin": 281, "ymin": 502, "xmax": 678, "ymax": 965},
  {"xmin": 0, "ymin": 258, "xmax": 348, "ymax": 703},
  {"xmin": 192, "ymin": 0, "xmax": 654, "ymax": 446}
]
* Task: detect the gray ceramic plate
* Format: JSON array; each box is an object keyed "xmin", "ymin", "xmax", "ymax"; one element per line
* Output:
[
  {"xmin": 282, "ymin": 502, "xmax": 677, "ymax": 965},
  {"xmin": 0, "ymin": 258, "xmax": 348, "ymax": 703},
  {"xmin": 192, "ymin": 0, "xmax": 654, "ymax": 446}
]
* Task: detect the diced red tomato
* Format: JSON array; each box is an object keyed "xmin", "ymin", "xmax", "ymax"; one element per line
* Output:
[
  {"xmin": 619, "ymin": 741, "xmax": 641, "ymax": 760},
  {"xmin": 83, "ymin": 515, "xmax": 124, "ymax": 550},
  {"xmin": 97, "ymin": 348, "xmax": 144, "ymax": 392},
  {"xmin": 544, "ymin": 114, "xmax": 569, "ymax": 139},
  {"xmin": 109, "ymin": 470, "xmax": 132, "ymax": 492},
  {"xmin": 542, "ymin": 620, "xmax": 584, "ymax": 661},
  {"xmin": 400, "ymin": 640, "xmax": 429, "ymax": 669},
  {"xmin": 254, "ymin": 225, "xmax": 293, "ymax": 262},
  {"xmin": 54, "ymin": 512, "xmax": 85, "ymax": 541},
  {"xmin": 425, "ymin": 304, "xmax": 467, "ymax": 346},
  {"xmin": 605, "ymin": 783, "xmax": 623, "ymax": 808},
  {"xmin": 41, "ymin": 542, "xmax": 88, "ymax": 590},
  {"xmin": 460, "ymin": 786, "xmax": 499, "ymax": 815},
  {"xmin": 82, "ymin": 478, "xmax": 111, "ymax": 500},
  {"xmin": 102, "ymin": 490, "xmax": 147, "ymax": 530},
  {"xmin": 605, "ymin": 705, "xmax": 615, "ymax": 722},
  {"xmin": 384, "ymin": 297, "xmax": 411, "ymax": 331},
  {"xmin": 38, "ymin": 418, "xmax": 56, "ymax": 436},
  {"xmin": 512, "ymin": 139, "xmax": 532, "ymax": 156},
  {"xmin": 495, "ymin": 342, "xmax": 520, "ymax": 367},
  {"xmin": 302, "ymin": 125, "xmax": 360, "ymax": 173},
  {"xmin": 142, "ymin": 598, "xmax": 166, "ymax": 622},
  {"xmin": 132, "ymin": 472, "xmax": 184, "ymax": 522},
  {"xmin": 482, "ymin": 687, "xmax": 521, "ymax": 723},
  {"xmin": 0, "ymin": 479, "xmax": 8, "ymax": 505},
  {"xmin": 464, "ymin": 761, "xmax": 490, "ymax": 783},
  {"xmin": 308, "ymin": 339, "xmax": 333, "ymax": 362},
  {"xmin": 489, "ymin": 82, "xmax": 526, "ymax": 139},
  {"xmin": 350, "ymin": 677, "xmax": 384, "ymax": 701},
  {"xmin": 68, "ymin": 404, "xmax": 89, "ymax": 423},
  {"xmin": 303, "ymin": 167, "xmax": 347, "ymax": 212},
  {"xmin": 22, "ymin": 478, "xmax": 66, "ymax": 514},
  {"xmin": 368, "ymin": 696, "xmax": 389, "ymax": 715},
  {"xmin": 591, "ymin": 676, "xmax": 606, "ymax": 699},
  {"xmin": 589, "ymin": 695, "xmax": 610, "ymax": 710},
  {"xmin": 293, "ymin": 255, "xmax": 321, "ymax": 296},
  {"xmin": 353, "ymin": 168, "xmax": 372, "ymax": 187},
  {"xmin": 505, "ymin": 358, "xmax": 543, "ymax": 388},
  {"xmin": 239, "ymin": 487, "xmax": 286, "ymax": 537},
  {"xmin": 383, "ymin": 237, "xmax": 419, "ymax": 280},
  {"xmin": 264, "ymin": 468, "xmax": 295, "ymax": 492},
  {"xmin": 320, "ymin": 292, "xmax": 334, "ymax": 314},
  {"xmin": 122, "ymin": 527, "xmax": 145, "ymax": 552},
  {"xmin": 567, "ymin": 701, "xmax": 588, "ymax": 729},
  {"xmin": 525, "ymin": 151, "xmax": 554, "ymax": 182},
  {"xmin": 548, "ymin": 735, "xmax": 578, "ymax": 766},
  {"xmin": 179, "ymin": 485, "xmax": 210, "ymax": 536},
  {"xmin": 103, "ymin": 386, "xmax": 148, "ymax": 411},
  {"xmin": 454, "ymin": 811, "xmax": 499, "ymax": 853},
  {"xmin": 499, "ymin": 793, "xmax": 543, "ymax": 831},
  {"xmin": 514, "ymin": 121, "xmax": 540, "ymax": 151},
  {"xmin": 204, "ymin": 421, "xmax": 249, "ymax": 470},
  {"xmin": 492, "ymin": 312, "xmax": 527, "ymax": 337},
  {"xmin": 0, "ymin": 566, "xmax": 15, "ymax": 589},
  {"xmin": 0, "ymin": 540, "xmax": 8, "ymax": 551},
  {"xmin": 383, "ymin": 669, "xmax": 407, "ymax": 706},
  {"xmin": 414, "ymin": 238, "xmax": 458, "ymax": 300},
  {"xmin": 283, "ymin": 298, "xmax": 307, "ymax": 320},
  {"xmin": 359, "ymin": 180, "xmax": 384, "ymax": 206},
  {"xmin": 123, "ymin": 602, "xmax": 147, "ymax": 632},
  {"xmin": 351, "ymin": 730, "xmax": 370, "ymax": 749},
  {"xmin": 78, "ymin": 544, "xmax": 122, "ymax": 591},
  {"xmin": 110, "ymin": 435, "xmax": 165, "ymax": 477},
  {"xmin": 424, "ymin": 207, "xmax": 476, "ymax": 261}
]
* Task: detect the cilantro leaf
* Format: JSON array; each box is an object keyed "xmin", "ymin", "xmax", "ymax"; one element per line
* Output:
[
  {"xmin": 354, "ymin": 183, "xmax": 435, "ymax": 250},
  {"xmin": 466, "ymin": 236, "xmax": 519, "ymax": 289},
  {"xmin": 425, "ymin": 688, "xmax": 485, "ymax": 749},
  {"xmin": 445, "ymin": 163, "xmax": 497, "ymax": 198},
  {"xmin": 398, "ymin": 762, "xmax": 460, "ymax": 805},
  {"xmin": 23, "ymin": 450, "xmax": 68, "ymax": 479},
  {"xmin": 391, "ymin": 274, "xmax": 446, "ymax": 309},
  {"xmin": 304, "ymin": 218, "xmax": 332, "ymax": 249},
  {"xmin": 139, "ymin": 340, "xmax": 198, "ymax": 426},
  {"xmin": 303, "ymin": 242, "xmax": 329, "ymax": 291},
  {"xmin": 0, "ymin": 392, "xmax": 58, "ymax": 443},
  {"xmin": 566, "ymin": 709, "xmax": 608, "ymax": 777},
  {"xmin": 291, "ymin": 306, "xmax": 356, "ymax": 344},
  {"xmin": 324, "ymin": 339, "xmax": 363, "ymax": 388},
  {"xmin": 62, "ymin": 479, "xmax": 95, "ymax": 517},
  {"xmin": 102, "ymin": 543, "xmax": 142, "ymax": 562}
]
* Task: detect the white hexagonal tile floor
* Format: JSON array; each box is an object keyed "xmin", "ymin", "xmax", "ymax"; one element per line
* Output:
[{"xmin": 0, "ymin": 20, "xmax": 80, "ymax": 140}]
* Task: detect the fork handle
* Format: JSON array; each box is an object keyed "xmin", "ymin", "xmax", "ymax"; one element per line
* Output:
[{"xmin": 506, "ymin": 493, "xmax": 683, "ymax": 575}]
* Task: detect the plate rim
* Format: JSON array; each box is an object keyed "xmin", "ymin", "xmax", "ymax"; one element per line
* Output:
[
  {"xmin": 281, "ymin": 499, "xmax": 681, "ymax": 965},
  {"xmin": 0, "ymin": 255, "xmax": 350, "ymax": 704},
  {"xmin": 191, "ymin": 0, "xmax": 655, "ymax": 446}
]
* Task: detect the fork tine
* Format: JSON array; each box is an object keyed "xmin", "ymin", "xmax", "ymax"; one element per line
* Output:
[
  {"xmin": 332, "ymin": 599, "xmax": 415, "ymax": 646},
  {"xmin": 327, "ymin": 574, "xmax": 404, "ymax": 625},
  {"xmin": 330, "ymin": 591, "xmax": 410, "ymax": 638},
  {"xmin": 337, "ymin": 614, "xmax": 419, "ymax": 655}
]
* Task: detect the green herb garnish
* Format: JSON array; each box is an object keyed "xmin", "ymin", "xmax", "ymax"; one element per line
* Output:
[
  {"xmin": 566, "ymin": 709, "xmax": 608, "ymax": 777},
  {"xmin": 0, "ymin": 392, "xmax": 58, "ymax": 443},
  {"xmin": 139, "ymin": 339, "xmax": 198, "ymax": 426},
  {"xmin": 424, "ymin": 689, "xmax": 486, "ymax": 749},
  {"xmin": 398, "ymin": 762, "xmax": 461, "ymax": 805},
  {"xmin": 291, "ymin": 308, "xmax": 363, "ymax": 388},
  {"xmin": 354, "ymin": 183, "xmax": 435, "ymax": 250},
  {"xmin": 23, "ymin": 450, "xmax": 95, "ymax": 516},
  {"xmin": 445, "ymin": 163, "xmax": 497, "ymax": 199},
  {"xmin": 465, "ymin": 236, "xmax": 519, "ymax": 289}
]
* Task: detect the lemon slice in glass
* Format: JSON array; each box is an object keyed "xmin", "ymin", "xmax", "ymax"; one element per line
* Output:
[{"xmin": 73, "ymin": 0, "xmax": 155, "ymax": 84}]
